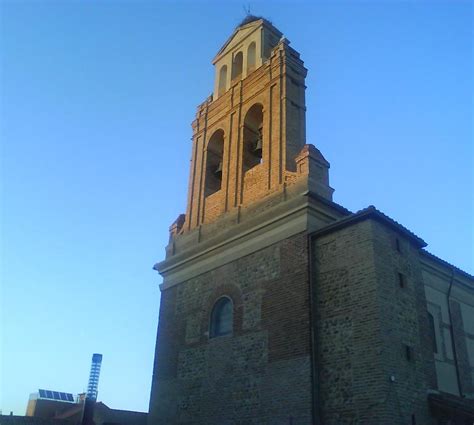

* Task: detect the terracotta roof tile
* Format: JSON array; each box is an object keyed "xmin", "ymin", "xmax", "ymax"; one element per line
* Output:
[
  {"xmin": 421, "ymin": 249, "xmax": 474, "ymax": 281},
  {"xmin": 310, "ymin": 204, "xmax": 427, "ymax": 248}
]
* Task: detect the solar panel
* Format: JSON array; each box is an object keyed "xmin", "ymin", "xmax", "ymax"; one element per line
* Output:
[{"xmin": 38, "ymin": 389, "xmax": 75, "ymax": 403}]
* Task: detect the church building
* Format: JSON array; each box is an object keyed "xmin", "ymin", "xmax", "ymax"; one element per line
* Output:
[{"xmin": 148, "ymin": 17, "xmax": 474, "ymax": 425}]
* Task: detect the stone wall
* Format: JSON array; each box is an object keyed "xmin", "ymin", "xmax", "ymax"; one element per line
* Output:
[
  {"xmin": 311, "ymin": 219, "xmax": 435, "ymax": 425},
  {"xmin": 149, "ymin": 232, "xmax": 313, "ymax": 425},
  {"xmin": 371, "ymin": 221, "xmax": 435, "ymax": 423}
]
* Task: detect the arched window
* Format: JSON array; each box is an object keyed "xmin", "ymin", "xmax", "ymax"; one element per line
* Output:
[
  {"xmin": 243, "ymin": 103, "xmax": 263, "ymax": 172},
  {"xmin": 209, "ymin": 297, "xmax": 233, "ymax": 338},
  {"xmin": 218, "ymin": 65, "xmax": 227, "ymax": 96},
  {"xmin": 231, "ymin": 51, "xmax": 243, "ymax": 81},
  {"xmin": 205, "ymin": 130, "xmax": 224, "ymax": 197},
  {"xmin": 247, "ymin": 42, "xmax": 256, "ymax": 73}
]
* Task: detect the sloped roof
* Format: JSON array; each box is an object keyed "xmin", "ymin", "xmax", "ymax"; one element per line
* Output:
[
  {"xmin": 213, "ymin": 17, "xmax": 282, "ymax": 64},
  {"xmin": 421, "ymin": 249, "xmax": 474, "ymax": 281},
  {"xmin": 53, "ymin": 404, "xmax": 83, "ymax": 420},
  {"xmin": 52, "ymin": 401, "xmax": 147, "ymax": 425},
  {"xmin": 309, "ymin": 203, "xmax": 474, "ymax": 281},
  {"xmin": 237, "ymin": 14, "xmax": 262, "ymax": 27},
  {"xmin": 310, "ymin": 205, "xmax": 427, "ymax": 248},
  {"xmin": 94, "ymin": 403, "xmax": 147, "ymax": 425}
]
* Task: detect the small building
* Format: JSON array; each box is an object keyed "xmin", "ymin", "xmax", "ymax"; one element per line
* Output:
[
  {"xmin": 26, "ymin": 390, "xmax": 76, "ymax": 420},
  {"xmin": 19, "ymin": 389, "xmax": 146, "ymax": 425}
]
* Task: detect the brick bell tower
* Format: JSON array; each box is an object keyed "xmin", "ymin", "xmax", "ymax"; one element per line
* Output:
[{"xmin": 149, "ymin": 17, "xmax": 348, "ymax": 425}]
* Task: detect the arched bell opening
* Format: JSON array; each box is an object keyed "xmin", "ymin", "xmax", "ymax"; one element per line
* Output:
[
  {"xmin": 231, "ymin": 51, "xmax": 243, "ymax": 81},
  {"xmin": 205, "ymin": 130, "xmax": 225, "ymax": 197},
  {"xmin": 218, "ymin": 65, "xmax": 227, "ymax": 96},
  {"xmin": 243, "ymin": 104, "xmax": 263, "ymax": 173},
  {"xmin": 247, "ymin": 42, "xmax": 256, "ymax": 74}
]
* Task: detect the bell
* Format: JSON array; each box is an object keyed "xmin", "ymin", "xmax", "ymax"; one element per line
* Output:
[
  {"xmin": 253, "ymin": 136, "xmax": 263, "ymax": 156},
  {"xmin": 214, "ymin": 160, "xmax": 223, "ymax": 178}
]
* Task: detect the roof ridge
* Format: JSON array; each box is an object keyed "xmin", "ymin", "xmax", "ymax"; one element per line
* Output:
[
  {"xmin": 421, "ymin": 249, "xmax": 474, "ymax": 281},
  {"xmin": 310, "ymin": 204, "xmax": 427, "ymax": 248}
]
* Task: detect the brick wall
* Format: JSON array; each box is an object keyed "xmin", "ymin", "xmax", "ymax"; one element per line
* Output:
[
  {"xmin": 183, "ymin": 38, "xmax": 309, "ymax": 232},
  {"xmin": 203, "ymin": 190, "xmax": 224, "ymax": 224},
  {"xmin": 242, "ymin": 164, "xmax": 268, "ymax": 205},
  {"xmin": 149, "ymin": 233, "xmax": 313, "ymax": 425}
]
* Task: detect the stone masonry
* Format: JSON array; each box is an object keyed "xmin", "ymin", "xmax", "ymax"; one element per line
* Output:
[
  {"xmin": 312, "ymin": 217, "xmax": 434, "ymax": 424},
  {"xmin": 150, "ymin": 233, "xmax": 313, "ymax": 425}
]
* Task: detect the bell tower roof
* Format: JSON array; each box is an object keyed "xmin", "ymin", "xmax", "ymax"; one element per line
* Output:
[
  {"xmin": 212, "ymin": 17, "xmax": 283, "ymax": 99},
  {"xmin": 212, "ymin": 16, "xmax": 282, "ymax": 65},
  {"xmin": 237, "ymin": 14, "xmax": 263, "ymax": 27}
]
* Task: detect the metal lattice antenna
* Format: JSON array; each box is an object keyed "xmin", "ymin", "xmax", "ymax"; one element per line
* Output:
[{"xmin": 86, "ymin": 354, "xmax": 102, "ymax": 401}]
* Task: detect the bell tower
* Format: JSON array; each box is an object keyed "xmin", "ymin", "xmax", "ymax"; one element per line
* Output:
[
  {"xmin": 181, "ymin": 16, "xmax": 333, "ymax": 233},
  {"xmin": 150, "ymin": 17, "xmax": 345, "ymax": 425}
]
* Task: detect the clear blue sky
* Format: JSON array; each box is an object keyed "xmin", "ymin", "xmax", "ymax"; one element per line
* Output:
[{"xmin": 1, "ymin": 0, "xmax": 472, "ymax": 416}]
